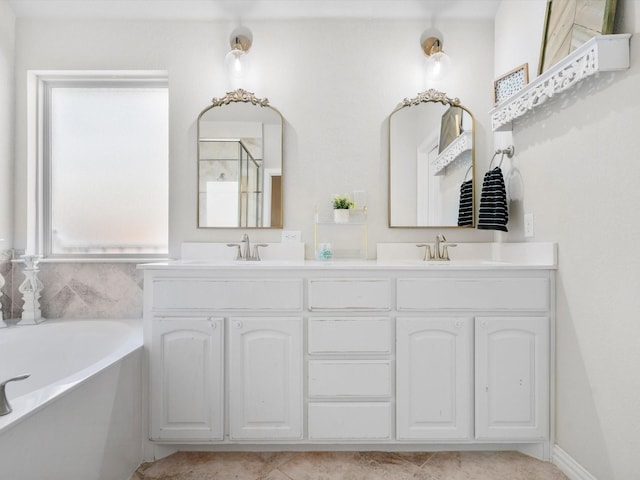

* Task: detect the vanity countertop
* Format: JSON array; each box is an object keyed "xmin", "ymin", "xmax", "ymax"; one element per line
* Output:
[
  {"xmin": 138, "ymin": 258, "xmax": 556, "ymax": 271},
  {"xmin": 137, "ymin": 242, "xmax": 557, "ymax": 271}
]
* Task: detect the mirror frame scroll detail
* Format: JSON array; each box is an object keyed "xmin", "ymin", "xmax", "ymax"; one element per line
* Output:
[
  {"xmin": 197, "ymin": 88, "xmax": 284, "ymax": 229},
  {"xmin": 398, "ymin": 88, "xmax": 461, "ymax": 109},
  {"xmin": 210, "ymin": 88, "xmax": 271, "ymax": 107},
  {"xmin": 389, "ymin": 88, "xmax": 476, "ymax": 229}
]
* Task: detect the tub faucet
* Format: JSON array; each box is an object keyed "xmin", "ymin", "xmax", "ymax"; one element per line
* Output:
[
  {"xmin": 0, "ymin": 374, "xmax": 31, "ymax": 416},
  {"xmin": 227, "ymin": 234, "xmax": 268, "ymax": 261}
]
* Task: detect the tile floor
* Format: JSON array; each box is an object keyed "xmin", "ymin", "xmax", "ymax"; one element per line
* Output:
[{"xmin": 130, "ymin": 451, "xmax": 570, "ymax": 480}]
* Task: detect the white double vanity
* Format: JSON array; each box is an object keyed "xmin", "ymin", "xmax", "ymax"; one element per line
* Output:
[{"xmin": 140, "ymin": 242, "xmax": 556, "ymax": 460}]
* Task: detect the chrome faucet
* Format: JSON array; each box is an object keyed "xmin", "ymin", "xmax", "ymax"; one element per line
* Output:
[
  {"xmin": 227, "ymin": 234, "xmax": 268, "ymax": 261},
  {"xmin": 240, "ymin": 233, "xmax": 251, "ymax": 259},
  {"xmin": 417, "ymin": 234, "xmax": 457, "ymax": 261},
  {"xmin": 0, "ymin": 374, "xmax": 31, "ymax": 416}
]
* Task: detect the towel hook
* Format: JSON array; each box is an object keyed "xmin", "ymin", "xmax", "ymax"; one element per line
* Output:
[
  {"xmin": 502, "ymin": 145, "xmax": 515, "ymax": 158},
  {"xmin": 489, "ymin": 145, "xmax": 515, "ymax": 169}
]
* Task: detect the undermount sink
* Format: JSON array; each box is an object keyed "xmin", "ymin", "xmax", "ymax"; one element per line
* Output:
[
  {"xmin": 180, "ymin": 242, "xmax": 305, "ymax": 263},
  {"xmin": 175, "ymin": 259, "xmax": 304, "ymax": 267},
  {"xmin": 424, "ymin": 259, "xmax": 512, "ymax": 266},
  {"xmin": 375, "ymin": 259, "xmax": 512, "ymax": 267},
  {"xmin": 376, "ymin": 242, "xmax": 557, "ymax": 268}
]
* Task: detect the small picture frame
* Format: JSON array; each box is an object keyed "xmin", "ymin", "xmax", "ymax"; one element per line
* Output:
[{"xmin": 493, "ymin": 63, "xmax": 529, "ymax": 105}]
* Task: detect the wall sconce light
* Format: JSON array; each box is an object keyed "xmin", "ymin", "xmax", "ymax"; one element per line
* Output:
[
  {"xmin": 224, "ymin": 26, "xmax": 253, "ymax": 88},
  {"xmin": 421, "ymin": 36, "xmax": 451, "ymax": 82}
]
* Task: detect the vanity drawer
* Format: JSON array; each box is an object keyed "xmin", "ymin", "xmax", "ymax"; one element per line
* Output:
[
  {"xmin": 308, "ymin": 402, "xmax": 392, "ymax": 440},
  {"xmin": 397, "ymin": 277, "xmax": 549, "ymax": 311},
  {"xmin": 308, "ymin": 360, "xmax": 392, "ymax": 398},
  {"xmin": 308, "ymin": 279, "xmax": 391, "ymax": 311},
  {"xmin": 308, "ymin": 318, "xmax": 391, "ymax": 354},
  {"xmin": 152, "ymin": 278, "xmax": 303, "ymax": 311}
]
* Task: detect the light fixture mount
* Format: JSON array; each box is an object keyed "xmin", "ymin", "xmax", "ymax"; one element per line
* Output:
[
  {"xmin": 228, "ymin": 26, "xmax": 253, "ymax": 53},
  {"xmin": 421, "ymin": 36, "xmax": 444, "ymax": 57}
]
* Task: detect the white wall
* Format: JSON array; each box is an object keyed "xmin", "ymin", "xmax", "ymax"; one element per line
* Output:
[
  {"xmin": 495, "ymin": 1, "xmax": 640, "ymax": 479},
  {"xmin": 0, "ymin": 0, "xmax": 14, "ymax": 249},
  {"xmin": 11, "ymin": 5, "xmax": 640, "ymax": 477},
  {"xmin": 494, "ymin": 0, "xmax": 547, "ymax": 78},
  {"xmin": 13, "ymin": 17, "xmax": 494, "ymax": 258}
]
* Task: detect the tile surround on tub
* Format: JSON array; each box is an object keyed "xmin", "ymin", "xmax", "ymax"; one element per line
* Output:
[
  {"xmin": 1, "ymin": 254, "xmax": 143, "ymax": 321},
  {"xmin": 38, "ymin": 262, "xmax": 143, "ymax": 318}
]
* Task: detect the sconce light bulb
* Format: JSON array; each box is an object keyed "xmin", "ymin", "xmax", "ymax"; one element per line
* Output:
[
  {"xmin": 224, "ymin": 29, "xmax": 253, "ymax": 88},
  {"xmin": 225, "ymin": 48, "xmax": 247, "ymax": 76},
  {"xmin": 233, "ymin": 52, "xmax": 243, "ymax": 73},
  {"xmin": 425, "ymin": 51, "xmax": 451, "ymax": 82}
]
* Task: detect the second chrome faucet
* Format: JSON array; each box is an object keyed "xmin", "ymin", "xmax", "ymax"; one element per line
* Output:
[{"xmin": 417, "ymin": 234, "xmax": 457, "ymax": 261}]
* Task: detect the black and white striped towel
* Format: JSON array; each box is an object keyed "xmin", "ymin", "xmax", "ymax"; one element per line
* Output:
[
  {"xmin": 477, "ymin": 166, "xmax": 508, "ymax": 232},
  {"xmin": 457, "ymin": 179, "xmax": 473, "ymax": 226}
]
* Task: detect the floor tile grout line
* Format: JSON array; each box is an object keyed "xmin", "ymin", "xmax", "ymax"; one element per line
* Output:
[
  {"xmin": 420, "ymin": 451, "xmax": 441, "ymax": 468},
  {"xmin": 274, "ymin": 467, "xmax": 295, "ymax": 480}
]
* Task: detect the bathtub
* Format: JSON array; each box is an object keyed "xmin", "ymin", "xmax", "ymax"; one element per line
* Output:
[{"xmin": 0, "ymin": 319, "xmax": 143, "ymax": 480}]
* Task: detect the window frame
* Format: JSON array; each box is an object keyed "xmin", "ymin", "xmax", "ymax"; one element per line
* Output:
[{"xmin": 37, "ymin": 75, "xmax": 169, "ymax": 260}]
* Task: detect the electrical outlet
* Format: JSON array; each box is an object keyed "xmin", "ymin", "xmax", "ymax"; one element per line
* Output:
[
  {"xmin": 281, "ymin": 230, "xmax": 301, "ymax": 242},
  {"xmin": 524, "ymin": 213, "xmax": 534, "ymax": 238}
]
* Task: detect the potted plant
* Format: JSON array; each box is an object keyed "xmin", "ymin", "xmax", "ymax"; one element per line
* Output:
[{"xmin": 332, "ymin": 195, "xmax": 355, "ymax": 223}]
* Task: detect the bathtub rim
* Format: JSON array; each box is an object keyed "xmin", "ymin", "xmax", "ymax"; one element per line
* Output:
[{"xmin": 0, "ymin": 318, "xmax": 143, "ymax": 436}]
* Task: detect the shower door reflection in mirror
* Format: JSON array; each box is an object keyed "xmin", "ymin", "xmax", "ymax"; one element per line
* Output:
[
  {"xmin": 198, "ymin": 90, "xmax": 283, "ymax": 228},
  {"xmin": 389, "ymin": 90, "xmax": 475, "ymax": 227}
]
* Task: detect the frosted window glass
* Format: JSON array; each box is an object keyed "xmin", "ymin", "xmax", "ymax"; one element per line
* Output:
[{"xmin": 49, "ymin": 87, "xmax": 168, "ymax": 255}]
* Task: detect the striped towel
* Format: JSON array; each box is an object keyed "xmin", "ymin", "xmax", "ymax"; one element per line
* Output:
[
  {"xmin": 477, "ymin": 166, "xmax": 508, "ymax": 232},
  {"xmin": 457, "ymin": 179, "xmax": 473, "ymax": 226}
]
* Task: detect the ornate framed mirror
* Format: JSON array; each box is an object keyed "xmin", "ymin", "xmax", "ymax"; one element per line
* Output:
[
  {"xmin": 389, "ymin": 89, "xmax": 475, "ymax": 228},
  {"xmin": 197, "ymin": 89, "xmax": 284, "ymax": 228}
]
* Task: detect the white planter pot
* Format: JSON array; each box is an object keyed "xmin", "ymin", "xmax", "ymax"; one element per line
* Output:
[{"xmin": 333, "ymin": 209, "xmax": 350, "ymax": 224}]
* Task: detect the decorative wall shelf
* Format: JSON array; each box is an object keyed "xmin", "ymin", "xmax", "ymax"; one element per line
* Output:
[
  {"xmin": 314, "ymin": 207, "xmax": 368, "ymax": 260},
  {"xmin": 433, "ymin": 131, "xmax": 472, "ymax": 175},
  {"xmin": 490, "ymin": 34, "xmax": 631, "ymax": 132}
]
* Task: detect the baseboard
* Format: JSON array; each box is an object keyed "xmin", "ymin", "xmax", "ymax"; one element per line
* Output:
[{"xmin": 553, "ymin": 445, "xmax": 598, "ymax": 480}]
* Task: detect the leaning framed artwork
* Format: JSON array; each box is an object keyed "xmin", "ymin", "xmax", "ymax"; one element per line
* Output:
[
  {"xmin": 493, "ymin": 63, "xmax": 529, "ymax": 105},
  {"xmin": 438, "ymin": 106, "xmax": 463, "ymax": 154},
  {"xmin": 538, "ymin": 0, "xmax": 618, "ymax": 74}
]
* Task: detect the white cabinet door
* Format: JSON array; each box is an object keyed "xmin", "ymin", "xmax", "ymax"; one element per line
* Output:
[
  {"xmin": 396, "ymin": 317, "xmax": 473, "ymax": 440},
  {"xmin": 229, "ymin": 317, "xmax": 303, "ymax": 440},
  {"xmin": 475, "ymin": 316, "xmax": 549, "ymax": 440},
  {"xmin": 150, "ymin": 316, "xmax": 224, "ymax": 441}
]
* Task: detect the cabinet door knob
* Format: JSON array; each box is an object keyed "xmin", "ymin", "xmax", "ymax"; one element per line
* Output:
[
  {"xmin": 209, "ymin": 320, "xmax": 217, "ymax": 329},
  {"xmin": 234, "ymin": 321, "xmax": 243, "ymax": 329}
]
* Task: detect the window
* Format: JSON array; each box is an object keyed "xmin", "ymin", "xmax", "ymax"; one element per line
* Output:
[{"xmin": 40, "ymin": 78, "xmax": 168, "ymax": 257}]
